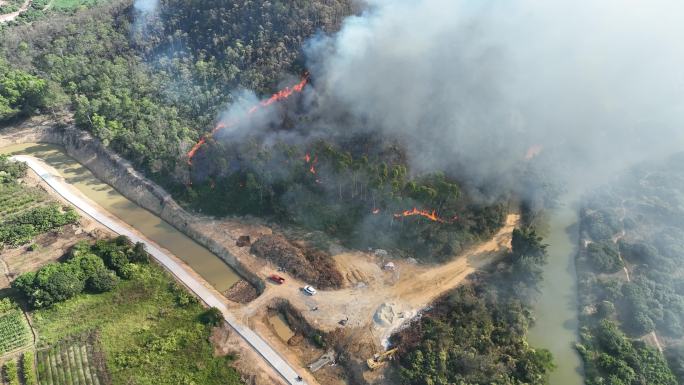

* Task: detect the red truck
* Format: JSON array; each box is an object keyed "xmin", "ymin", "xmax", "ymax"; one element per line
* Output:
[{"xmin": 268, "ymin": 274, "xmax": 286, "ymax": 284}]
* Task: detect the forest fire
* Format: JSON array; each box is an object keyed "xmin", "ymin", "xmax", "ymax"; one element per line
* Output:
[
  {"xmin": 305, "ymin": 152, "xmax": 317, "ymax": 174},
  {"xmin": 187, "ymin": 74, "xmax": 310, "ymax": 164},
  {"xmin": 393, "ymin": 208, "xmax": 451, "ymax": 223}
]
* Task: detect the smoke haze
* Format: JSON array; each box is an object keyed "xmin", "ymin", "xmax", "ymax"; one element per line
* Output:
[
  {"xmin": 304, "ymin": 0, "xmax": 684, "ymax": 192},
  {"xmin": 133, "ymin": 0, "xmax": 158, "ymax": 14}
]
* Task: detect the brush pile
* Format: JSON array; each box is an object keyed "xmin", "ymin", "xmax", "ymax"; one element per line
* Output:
[{"xmin": 251, "ymin": 234, "xmax": 343, "ymax": 289}]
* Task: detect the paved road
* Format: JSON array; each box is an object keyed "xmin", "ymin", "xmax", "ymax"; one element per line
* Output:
[{"xmin": 12, "ymin": 155, "xmax": 309, "ymax": 385}]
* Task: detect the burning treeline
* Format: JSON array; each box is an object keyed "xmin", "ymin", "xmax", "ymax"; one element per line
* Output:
[
  {"xmin": 187, "ymin": 75, "xmax": 309, "ymax": 164},
  {"xmin": 183, "ymin": 77, "xmax": 507, "ymax": 260}
]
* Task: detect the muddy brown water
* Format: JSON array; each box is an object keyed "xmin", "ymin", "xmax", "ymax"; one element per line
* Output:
[
  {"xmin": 528, "ymin": 198, "xmax": 584, "ymax": 385},
  {"xmin": 268, "ymin": 312, "xmax": 295, "ymax": 342},
  {"xmin": 0, "ymin": 143, "xmax": 240, "ymax": 292}
]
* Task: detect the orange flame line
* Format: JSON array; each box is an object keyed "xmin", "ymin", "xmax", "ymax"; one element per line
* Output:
[
  {"xmin": 393, "ymin": 207, "xmax": 451, "ymax": 223},
  {"xmin": 187, "ymin": 75, "xmax": 309, "ymax": 164}
]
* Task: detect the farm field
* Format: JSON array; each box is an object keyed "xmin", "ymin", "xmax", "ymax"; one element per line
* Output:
[
  {"xmin": 0, "ymin": 306, "xmax": 32, "ymax": 356},
  {"xmin": 30, "ymin": 263, "xmax": 243, "ymax": 385},
  {"xmin": 36, "ymin": 333, "xmax": 110, "ymax": 385},
  {"xmin": 0, "ymin": 166, "xmax": 79, "ymax": 248},
  {"xmin": 0, "ymin": 184, "xmax": 47, "ymax": 224}
]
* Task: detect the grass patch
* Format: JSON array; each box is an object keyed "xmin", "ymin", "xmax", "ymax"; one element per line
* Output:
[
  {"xmin": 31, "ymin": 264, "xmax": 243, "ymax": 385},
  {"xmin": 50, "ymin": 0, "xmax": 104, "ymax": 11}
]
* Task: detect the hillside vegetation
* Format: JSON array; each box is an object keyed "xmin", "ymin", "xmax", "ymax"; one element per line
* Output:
[
  {"xmin": 0, "ymin": 0, "xmax": 511, "ymax": 262},
  {"xmin": 577, "ymin": 153, "xmax": 684, "ymax": 385},
  {"xmin": 392, "ymin": 228, "xmax": 555, "ymax": 384}
]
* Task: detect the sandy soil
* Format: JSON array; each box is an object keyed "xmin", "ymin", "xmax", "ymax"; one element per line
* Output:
[{"xmin": 234, "ymin": 214, "xmax": 519, "ymax": 346}]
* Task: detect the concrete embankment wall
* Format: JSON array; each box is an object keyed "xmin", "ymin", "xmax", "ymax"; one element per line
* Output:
[{"xmin": 0, "ymin": 121, "xmax": 265, "ymax": 293}]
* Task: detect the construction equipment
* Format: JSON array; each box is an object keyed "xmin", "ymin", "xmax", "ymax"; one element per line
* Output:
[{"xmin": 366, "ymin": 347, "xmax": 398, "ymax": 370}]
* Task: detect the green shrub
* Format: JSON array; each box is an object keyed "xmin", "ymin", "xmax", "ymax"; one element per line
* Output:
[
  {"xmin": 3, "ymin": 360, "xmax": 20, "ymax": 385},
  {"xmin": 0, "ymin": 298, "xmax": 17, "ymax": 313},
  {"xmin": 0, "ymin": 59, "xmax": 47, "ymax": 121},
  {"xmin": 587, "ymin": 242, "xmax": 623, "ymax": 273},
  {"xmin": 12, "ymin": 237, "xmax": 151, "ymax": 308},
  {"xmin": 580, "ymin": 320, "xmax": 677, "ymax": 385},
  {"xmin": 0, "ymin": 156, "xmax": 27, "ymax": 183},
  {"xmin": 199, "ymin": 307, "xmax": 223, "ymax": 326}
]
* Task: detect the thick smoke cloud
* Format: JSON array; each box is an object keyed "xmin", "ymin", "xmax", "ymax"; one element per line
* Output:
[{"xmin": 305, "ymin": 0, "xmax": 684, "ymax": 192}]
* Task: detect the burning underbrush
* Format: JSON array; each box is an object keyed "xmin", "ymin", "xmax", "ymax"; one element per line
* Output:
[
  {"xmin": 250, "ymin": 233, "xmax": 344, "ymax": 289},
  {"xmin": 171, "ymin": 61, "xmax": 514, "ymax": 263},
  {"xmin": 184, "ymin": 133, "xmax": 508, "ymax": 263}
]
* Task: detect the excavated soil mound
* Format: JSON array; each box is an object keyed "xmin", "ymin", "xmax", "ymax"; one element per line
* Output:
[{"xmin": 251, "ymin": 234, "xmax": 343, "ymax": 289}]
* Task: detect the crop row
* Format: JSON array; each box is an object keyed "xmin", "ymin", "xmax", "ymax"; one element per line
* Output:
[
  {"xmin": 1, "ymin": 201, "xmax": 51, "ymax": 223},
  {"xmin": 0, "ymin": 195, "xmax": 40, "ymax": 214},
  {"xmin": 37, "ymin": 341, "xmax": 109, "ymax": 385},
  {"xmin": 0, "ymin": 186, "xmax": 46, "ymax": 221},
  {"xmin": 0, "ymin": 311, "xmax": 31, "ymax": 354}
]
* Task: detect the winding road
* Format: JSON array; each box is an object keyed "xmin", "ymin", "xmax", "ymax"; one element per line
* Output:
[{"xmin": 11, "ymin": 155, "xmax": 308, "ymax": 385}]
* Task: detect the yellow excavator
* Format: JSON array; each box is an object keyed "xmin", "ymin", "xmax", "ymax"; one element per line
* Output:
[{"xmin": 366, "ymin": 348, "xmax": 398, "ymax": 370}]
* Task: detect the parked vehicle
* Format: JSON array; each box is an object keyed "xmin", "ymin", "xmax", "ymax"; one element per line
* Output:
[
  {"xmin": 268, "ymin": 274, "xmax": 286, "ymax": 284},
  {"xmin": 303, "ymin": 285, "xmax": 317, "ymax": 295}
]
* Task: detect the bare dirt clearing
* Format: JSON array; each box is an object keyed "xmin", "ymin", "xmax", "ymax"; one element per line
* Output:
[{"xmin": 234, "ymin": 214, "xmax": 519, "ymax": 345}]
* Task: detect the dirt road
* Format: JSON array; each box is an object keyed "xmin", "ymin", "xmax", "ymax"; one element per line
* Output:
[
  {"xmin": 13, "ymin": 155, "xmax": 312, "ymax": 385},
  {"xmin": 0, "ymin": 0, "xmax": 31, "ymax": 22}
]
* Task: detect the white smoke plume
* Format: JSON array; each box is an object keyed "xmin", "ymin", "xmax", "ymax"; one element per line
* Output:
[
  {"xmin": 305, "ymin": 0, "xmax": 684, "ymax": 192},
  {"xmin": 131, "ymin": 0, "xmax": 159, "ymax": 39},
  {"xmin": 133, "ymin": 0, "xmax": 158, "ymax": 14}
]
